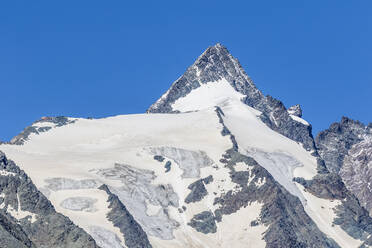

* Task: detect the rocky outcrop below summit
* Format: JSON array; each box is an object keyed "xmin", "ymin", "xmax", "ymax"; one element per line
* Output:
[
  {"xmin": 98, "ymin": 185, "xmax": 152, "ymax": 248},
  {"xmin": 10, "ymin": 116, "xmax": 76, "ymax": 145},
  {"xmin": 0, "ymin": 151, "xmax": 99, "ymax": 248}
]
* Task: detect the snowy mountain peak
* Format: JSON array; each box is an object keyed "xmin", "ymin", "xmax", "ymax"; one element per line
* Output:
[
  {"xmin": 147, "ymin": 44, "xmax": 316, "ymax": 150},
  {"xmin": 1, "ymin": 44, "xmax": 372, "ymax": 248},
  {"xmin": 147, "ymin": 43, "xmax": 264, "ymax": 113}
]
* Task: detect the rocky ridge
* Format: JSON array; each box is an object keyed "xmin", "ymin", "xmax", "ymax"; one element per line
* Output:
[
  {"xmin": 316, "ymin": 117, "xmax": 372, "ymax": 216},
  {"xmin": 148, "ymin": 43, "xmax": 315, "ymax": 151},
  {"xmin": 0, "ymin": 151, "xmax": 99, "ymax": 248}
]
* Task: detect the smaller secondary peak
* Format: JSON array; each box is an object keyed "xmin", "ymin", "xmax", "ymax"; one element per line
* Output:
[{"xmin": 288, "ymin": 104, "xmax": 302, "ymax": 117}]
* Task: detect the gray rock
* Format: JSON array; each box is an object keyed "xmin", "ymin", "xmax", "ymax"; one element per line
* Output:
[
  {"xmin": 340, "ymin": 139, "xmax": 372, "ymax": 215},
  {"xmin": 316, "ymin": 117, "xmax": 372, "ymax": 215},
  {"xmin": 214, "ymin": 149, "xmax": 340, "ymax": 248},
  {"xmin": 294, "ymin": 171, "xmax": 372, "ymax": 243},
  {"xmin": 316, "ymin": 117, "xmax": 369, "ymax": 174},
  {"xmin": 287, "ymin": 104, "xmax": 303, "ymax": 117},
  {"xmin": 147, "ymin": 43, "xmax": 263, "ymax": 115},
  {"xmin": 187, "ymin": 211, "xmax": 217, "ymax": 234},
  {"xmin": 164, "ymin": 161, "xmax": 171, "ymax": 173},
  {"xmin": 153, "ymin": 155, "xmax": 165, "ymax": 162},
  {"xmin": 212, "ymin": 115, "xmax": 340, "ymax": 247},
  {"xmin": 10, "ymin": 116, "xmax": 76, "ymax": 145},
  {"xmin": 184, "ymin": 175, "xmax": 213, "ymax": 204},
  {"xmin": 0, "ymin": 211, "xmax": 35, "ymax": 248},
  {"xmin": 0, "ymin": 151, "xmax": 99, "ymax": 248},
  {"xmin": 98, "ymin": 184, "xmax": 152, "ymax": 248},
  {"xmin": 215, "ymin": 107, "xmax": 238, "ymax": 151},
  {"xmin": 147, "ymin": 43, "xmax": 315, "ymax": 151}
]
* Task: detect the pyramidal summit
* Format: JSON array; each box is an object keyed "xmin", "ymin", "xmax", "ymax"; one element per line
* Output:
[{"xmin": 0, "ymin": 44, "xmax": 371, "ymax": 248}]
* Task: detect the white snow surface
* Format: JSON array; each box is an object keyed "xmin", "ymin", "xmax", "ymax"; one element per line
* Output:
[
  {"xmin": 0, "ymin": 110, "xmax": 245, "ymax": 247},
  {"xmin": 172, "ymin": 79, "xmax": 245, "ymax": 112},
  {"xmin": 169, "ymin": 79, "xmax": 361, "ymax": 247},
  {"xmin": 7, "ymin": 193, "xmax": 37, "ymax": 223},
  {"xmin": 0, "ymin": 79, "xmax": 362, "ymax": 247},
  {"xmin": 290, "ymin": 114, "xmax": 310, "ymax": 125},
  {"xmin": 0, "ymin": 170, "xmax": 17, "ymax": 177}
]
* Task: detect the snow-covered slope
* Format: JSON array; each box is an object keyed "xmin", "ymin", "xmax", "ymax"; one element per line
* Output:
[
  {"xmin": 1, "ymin": 43, "xmax": 371, "ymax": 248},
  {"xmin": 0, "ymin": 109, "xmax": 265, "ymax": 247},
  {"xmin": 0, "ymin": 96, "xmax": 367, "ymax": 247}
]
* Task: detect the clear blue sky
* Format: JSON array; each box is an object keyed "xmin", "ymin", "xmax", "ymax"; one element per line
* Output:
[{"xmin": 1, "ymin": 1, "xmax": 371, "ymax": 141}]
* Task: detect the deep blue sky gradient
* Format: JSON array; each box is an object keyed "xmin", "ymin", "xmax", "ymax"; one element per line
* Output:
[{"xmin": 1, "ymin": 1, "xmax": 371, "ymax": 141}]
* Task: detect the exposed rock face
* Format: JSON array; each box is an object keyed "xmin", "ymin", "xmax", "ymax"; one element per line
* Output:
[
  {"xmin": 94, "ymin": 163, "xmax": 179, "ymax": 240},
  {"xmin": 316, "ymin": 117, "xmax": 372, "ymax": 215},
  {"xmin": 213, "ymin": 148, "xmax": 340, "ymax": 248},
  {"xmin": 294, "ymin": 171, "xmax": 372, "ymax": 247},
  {"xmin": 316, "ymin": 117, "xmax": 370, "ymax": 174},
  {"xmin": 98, "ymin": 185, "xmax": 152, "ymax": 248},
  {"xmin": 147, "ymin": 43, "xmax": 263, "ymax": 114},
  {"xmin": 288, "ymin": 104, "xmax": 302, "ymax": 117},
  {"xmin": 184, "ymin": 175, "xmax": 213, "ymax": 204},
  {"xmin": 296, "ymin": 116, "xmax": 372, "ymax": 246},
  {"xmin": 0, "ymin": 151, "xmax": 99, "ymax": 248},
  {"xmin": 190, "ymin": 110, "xmax": 339, "ymax": 247},
  {"xmin": 0, "ymin": 211, "xmax": 35, "ymax": 248},
  {"xmin": 147, "ymin": 43, "xmax": 315, "ymax": 150},
  {"xmin": 187, "ymin": 211, "xmax": 217, "ymax": 234},
  {"xmin": 10, "ymin": 116, "xmax": 76, "ymax": 145},
  {"xmin": 340, "ymin": 139, "xmax": 372, "ymax": 215},
  {"xmin": 1, "ymin": 43, "xmax": 371, "ymax": 248}
]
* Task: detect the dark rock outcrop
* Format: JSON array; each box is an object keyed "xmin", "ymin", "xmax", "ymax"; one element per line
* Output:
[
  {"xmin": 10, "ymin": 116, "xmax": 76, "ymax": 145},
  {"xmin": 184, "ymin": 175, "xmax": 213, "ymax": 204},
  {"xmin": 98, "ymin": 184, "xmax": 152, "ymax": 248},
  {"xmin": 294, "ymin": 171, "xmax": 372, "ymax": 246},
  {"xmin": 316, "ymin": 117, "xmax": 370, "ymax": 174},
  {"xmin": 316, "ymin": 117, "xmax": 372, "ymax": 215},
  {"xmin": 288, "ymin": 104, "xmax": 303, "ymax": 117},
  {"xmin": 0, "ymin": 211, "xmax": 35, "ymax": 248},
  {"xmin": 213, "ymin": 149, "xmax": 340, "ymax": 248},
  {"xmin": 0, "ymin": 151, "xmax": 99, "ymax": 248},
  {"xmin": 187, "ymin": 211, "xmax": 217, "ymax": 234}
]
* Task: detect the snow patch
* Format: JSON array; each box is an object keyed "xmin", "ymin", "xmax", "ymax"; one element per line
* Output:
[
  {"xmin": 0, "ymin": 170, "xmax": 17, "ymax": 177},
  {"xmin": 172, "ymin": 79, "xmax": 245, "ymax": 112},
  {"xmin": 7, "ymin": 193, "xmax": 37, "ymax": 223},
  {"xmin": 290, "ymin": 115, "xmax": 309, "ymax": 126}
]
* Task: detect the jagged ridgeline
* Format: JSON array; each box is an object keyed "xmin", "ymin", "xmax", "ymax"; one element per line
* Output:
[{"xmin": 0, "ymin": 44, "xmax": 371, "ymax": 248}]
